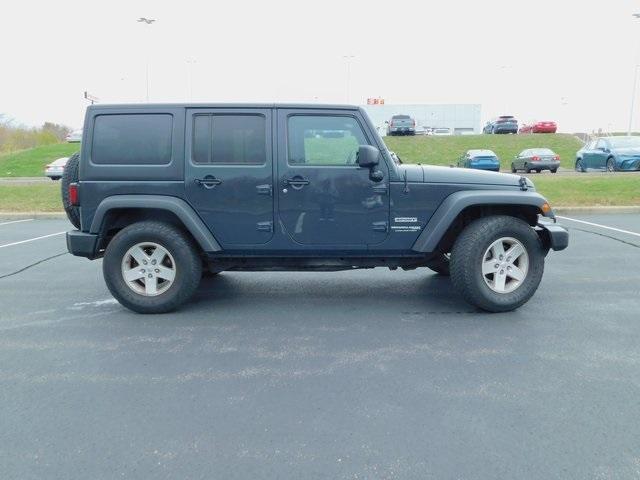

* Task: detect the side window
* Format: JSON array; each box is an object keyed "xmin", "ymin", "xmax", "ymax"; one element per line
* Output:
[
  {"xmin": 287, "ymin": 115, "xmax": 368, "ymax": 166},
  {"xmin": 192, "ymin": 114, "xmax": 266, "ymax": 165},
  {"xmin": 92, "ymin": 114, "xmax": 173, "ymax": 165},
  {"xmin": 595, "ymin": 139, "xmax": 606, "ymax": 150}
]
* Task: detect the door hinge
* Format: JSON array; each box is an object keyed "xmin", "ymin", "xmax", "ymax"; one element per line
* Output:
[
  {"xmin": 372, "ymin": 183, "xmax": 388, "ymax": 195},
  {"xmin": 256, "ymin": 184, "xmax": 272, "ymax": 196},
  {"xmin": 372, "ymin": 221, "xmax": 388, "ymax": 232},
  {"xmin": 256, "ymin": 221, "xmax": 273, "ymax": 232}
]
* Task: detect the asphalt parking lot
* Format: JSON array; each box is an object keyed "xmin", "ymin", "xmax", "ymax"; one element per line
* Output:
[{"xmin": 1, "ymin": 215, "xmax": 639, "ymax": 479}]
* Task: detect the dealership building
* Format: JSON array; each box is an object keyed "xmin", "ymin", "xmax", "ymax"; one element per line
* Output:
[{"xmin": 361, "ymin": 104, "xmax": 482, "ymax": 135}]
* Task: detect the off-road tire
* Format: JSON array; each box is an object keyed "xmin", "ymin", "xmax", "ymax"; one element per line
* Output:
[
  {"xmin": 426, "ymin": 253, "xmax": 450, "ymax": 276},
  {"xmin": 450, "ymin": 215, "xmax": 545, "ymax": 312},
  {"xmin": 103, "ymin": 221, "xmax": 202, "ymax": 314},
  {"xmin": 61, "ymin": 152, "xmax": 80, "ymax": 228}
]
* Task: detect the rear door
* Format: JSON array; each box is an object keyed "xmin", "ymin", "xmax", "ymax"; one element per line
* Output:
[
  {"xmin": 185, "ymin": 108, "xmax": 274, "ymax": 246},
  {"xmin": 276, "ymin": 109, "xmax": 390, "ymax": 247}
]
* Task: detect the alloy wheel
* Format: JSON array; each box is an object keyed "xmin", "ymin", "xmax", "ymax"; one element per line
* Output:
[
  {"xmin": 481, "ymin": 237, "xmax": 529, "ymax": 294},
  {"xmin": 121, "ymin": 242, "xmax": 176, "ymax": 296}
]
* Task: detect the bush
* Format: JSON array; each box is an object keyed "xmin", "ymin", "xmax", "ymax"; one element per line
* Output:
[{"xmin": 0, "ymin": 115, "xmax": 70, "ymax": 153}]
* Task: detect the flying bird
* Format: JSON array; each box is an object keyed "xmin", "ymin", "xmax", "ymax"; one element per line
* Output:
[{"xmin": 137, "ymin": 17, "xmax": 156, "ymax": 24}]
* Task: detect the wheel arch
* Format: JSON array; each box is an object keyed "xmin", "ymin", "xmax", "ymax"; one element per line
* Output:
[
  {"xmin": 412, "ymin": 190, "xmax": 552, "ymax": 253},
  {"xmin": 90, "ymin": 195, "xmax": 221, "ymax": 253}
]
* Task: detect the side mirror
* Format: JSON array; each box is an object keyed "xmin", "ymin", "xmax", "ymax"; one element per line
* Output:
[{"xmin": 357, "ymin": 145, "xmax": 380, "ymax": 168}]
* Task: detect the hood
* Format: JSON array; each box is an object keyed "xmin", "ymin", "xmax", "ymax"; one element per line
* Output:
[{"xmin": 415, "ymin": 165, "xmax": 527, "ymax": 187}]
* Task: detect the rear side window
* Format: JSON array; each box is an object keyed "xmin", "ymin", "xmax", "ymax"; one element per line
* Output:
[
  {"xmin": 192, "ymin": 115, "xmax": 266, "ymax": 165},
  {"xmin": 92, "ymin": 114, "xmax": 173, "ymax": 165}
]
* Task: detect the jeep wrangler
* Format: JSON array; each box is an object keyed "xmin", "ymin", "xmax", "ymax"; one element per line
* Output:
[{"xmin": 64, "ymin": 103, "xmax": 568, "ymax": 314}]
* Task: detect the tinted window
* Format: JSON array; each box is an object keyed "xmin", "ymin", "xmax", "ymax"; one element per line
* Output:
[
  {"xmin": 288, "ymin": 115, "xmax": 367, "ymax": 166},
  {"xmin": 92, "ymin": 114, "xmax": 172, "ymax": 165},
  {"xmin": 391, "ymin": 115, "xmax": 410, "ymax": 120},
  {"xmin": 192, "ymin": 115, "xmax": 266, "ymax": 165}
]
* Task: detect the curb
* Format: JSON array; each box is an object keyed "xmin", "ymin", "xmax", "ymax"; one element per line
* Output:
[
  {"xmin": 554, "ymin": 206, "xmax": 640, "ymax": 215},
  {"xmin": 0, "ymin": 212, "xmax": 67, "ymax": 220}
]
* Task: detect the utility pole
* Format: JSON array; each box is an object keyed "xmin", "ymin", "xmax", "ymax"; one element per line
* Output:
[{"xmin": 137, "ymin": 17, "xmax": 156, "ymax": 101}]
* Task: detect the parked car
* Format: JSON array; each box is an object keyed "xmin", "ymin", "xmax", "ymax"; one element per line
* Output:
[
  {"xmin": 511, "ymin": 148, "xmax": 560, "ymax": 173},
  {"xmin": 386, "ymin": 114, "xmax": 415, "ymax": 136},
  {"xmin": 65, "ymin": 129, "xmax": 83, "ymax": 143},
  {"xmin": 574, "ymin": 140, "xmax": 595, "ymax": 172},
  {"xmin": 457, "ymin": 149, "xmax": 500, "ymax": 172},
  {"xmin": 519, "ymin": 121, "xmax": 557, "ymax": 134},
  {"xmin": 44, "ymin": 157, "xmax": 69, "ymax": 180},
  {"xmin": 575, "ymin": 136, "xmax": 640, "ymax": 172},
  {"xmin": 64, "ymin": 102, "xmax": 567, "ymax": 314},
  {"xmin": 483, "ymin": 116, "xmax": 518, "ymax": 134},
  {"xmin": 431, "ymin": 127, "xmax": 451, "ymax": 136}
]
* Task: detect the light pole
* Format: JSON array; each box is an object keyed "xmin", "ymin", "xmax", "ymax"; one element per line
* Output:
[
  {"xmin": 342, "ymin": 55, "xmax": 355, "ymax": 103},
  {"xmin": 628, "ymin": 13, "xmax": 640, "ymax": 136},
  {"xmin": 186, "ymin": 58, "xmax": 197, "ymax": 101},
  {"xmin": 137, "ymin": 17, "xmax": 156, "ymax": 101}
]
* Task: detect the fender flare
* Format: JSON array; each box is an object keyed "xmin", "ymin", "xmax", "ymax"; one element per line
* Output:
[
  {"xmin": 89, "ymin": 195, "xmax": 222, "ymax": 252},
  {"xmin": 411, "ymin": 190, "xmax": 552, "ymax": 253}
]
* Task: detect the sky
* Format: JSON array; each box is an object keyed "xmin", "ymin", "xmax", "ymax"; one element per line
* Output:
[{"xmin": 2, "ymin": 0, "xmax": 640, "ymax": 132}]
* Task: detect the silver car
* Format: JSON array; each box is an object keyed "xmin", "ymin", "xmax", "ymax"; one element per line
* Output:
[{"xmin": 44, "ymin": 157, "xmax": 69, "ymax": 180}]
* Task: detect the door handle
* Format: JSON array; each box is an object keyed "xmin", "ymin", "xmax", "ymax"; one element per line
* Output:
[
  {"xmin": 195, "ymin": 176, "xmax": 222, "ymax": 189},
  {"xmin": 284, "ymin": 177, "xmax": 310, "ymax": 189}
]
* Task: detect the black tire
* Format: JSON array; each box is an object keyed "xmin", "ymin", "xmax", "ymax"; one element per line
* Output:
[
  {"xmin": 50, "ymin": 176, "xmax": 61, "ymax": 181},
  {"xmin": 103, "ymin": 221, "xmax": 202, "ymax": 314},
  {"xmin": 550, "ymin": 169, "xmax": 557, "ymax": 174},
  {"xmin": 575, "ymin": 158, "xmax": 586, "ymax": 173},
  {"xmin": 535, "ymin": 169, "xmax": 541, "ymax": 173},
  {"xmin": 426, "ymin": 253, "xmax": 450, "ymax": 276},
  {"xmin": 61, "ymin": 152, "xmax": 80, "ymax": 229},
  {"xmin": 606, "ymin": 158, "xmax": 616, "ymax": 172},
  {"xmin": 524, "ymin": 163, "xmax": 531, "ymax": 173},
  {"xmin": 511, "ymin": 164, "xmax": 517, "ymax": 173},
  {"xmin": 450, "ymin": 215, "xmax": 545, "ymax": 312}
]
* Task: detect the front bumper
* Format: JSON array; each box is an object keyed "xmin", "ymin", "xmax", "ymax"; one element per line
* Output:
[
  {"xmin": 537, "ymin": 223, "xmax": 569, "ymax": 251},
  {"xmin": 66, "ymin": 230, "xmax": 99, "ymax": 259}
]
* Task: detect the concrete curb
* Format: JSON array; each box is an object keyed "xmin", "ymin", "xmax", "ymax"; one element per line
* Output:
[
  {"xmin": 554, "ymin": 206, "xmax": 640, "ymax": 215},
  {"xmin": 0, "ymin": 212, "xmax": 67, "ymax": 220},
  {"xmin": 1, "ymin": 206, "xmax": 638, "ymax": 222}
]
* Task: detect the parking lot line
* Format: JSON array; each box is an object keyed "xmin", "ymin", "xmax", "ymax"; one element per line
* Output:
[
  {"xmin": 0, "ymin": 231, "xmax": 66, "ymax": 249},
  {"xmin": 0, "ymin": 219, "xmax": 33, "ymax": 227},
  {"xmin": 557, "ymin": 215, "xmax": 640, "ymax": 238}
]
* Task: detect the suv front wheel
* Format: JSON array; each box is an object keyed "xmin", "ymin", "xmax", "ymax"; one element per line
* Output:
[
  {"xmin": 103, "ymin": 221, "xmax": 202, "ymax": 313},
  {"xmin": 450, "ymin": 216, "xmax": 545, "ymax": 312}
]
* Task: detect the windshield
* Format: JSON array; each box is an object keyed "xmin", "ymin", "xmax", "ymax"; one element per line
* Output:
[
  {"xmin": 391, "ymin": 115, "xmax": 410, "ymax": 120},
  {"xmin": 608, "ymin": 137, "xmax": 640, "ymax": 148}
]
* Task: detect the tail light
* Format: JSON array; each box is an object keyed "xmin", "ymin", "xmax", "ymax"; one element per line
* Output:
[
  {"xmin": 412, "ymin": 119, "xmax": 416, "ymax": 127},
  {"xmin": 554, "ymin": 155, "xmax": 560, "ymax": 161},
  {"xmin": 69, "ymin": 183, "xmax": 79, "ymax": 206},
  {"xmin": 532, "ymin": 156, "xmax": 540, "ymax": 161}
]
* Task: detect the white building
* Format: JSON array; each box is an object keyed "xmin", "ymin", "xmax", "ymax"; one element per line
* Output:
[{"xmin": 361, "ymin": 104, "xmax": 482, "ymax": 135}]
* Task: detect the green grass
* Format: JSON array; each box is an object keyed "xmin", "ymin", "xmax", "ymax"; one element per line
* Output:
[
  {"xmin": 0, "ymin": 143, "xmax": 80, "ymax": 177},
  {"xmin": 0, "ymin": 184, "xmax": 64, "ymax": 212},
  {"xmin": 383, "ymin": 134, "xmax": 583, "ymax": 170},
  {"xmin": 531, "ymin": 175, "xmax": 640, "ymax": 207}
]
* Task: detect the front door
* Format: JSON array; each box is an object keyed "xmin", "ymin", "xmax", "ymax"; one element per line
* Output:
[
  {"xmin": 185, "ymin": 108, "xmax": 274, "ymax": 246},
  {"xmin": 277, "ymin": 110, "xmax": 390, "ymax": 247}
]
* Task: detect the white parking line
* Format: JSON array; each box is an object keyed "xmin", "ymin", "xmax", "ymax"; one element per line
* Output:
[
  {"xmin": 0, "ymin": 231, "xmax": 66, "ymax": 249},
  {"xmin": 0, "ymin": 219, "xmax": 33, "ymax": 227},
  {"xmin": 557, "ymin": 216, "xmax": 640, "ymax": 238}
]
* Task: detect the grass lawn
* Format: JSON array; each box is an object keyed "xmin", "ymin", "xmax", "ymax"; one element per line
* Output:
[
  {"xmin": 0, "ymin": 184, "xmax": 64, "ymax": 212},
  {"xmin": 383, "ymin": 133, "xmax": 583, "ymax": 170},
  {"xmin": 531, "ymin": 175, "xmax": 640, "ymax": 207},
  {"xmin": 0, "ymin": 143, "xmax": 80, "ymax": 177}
]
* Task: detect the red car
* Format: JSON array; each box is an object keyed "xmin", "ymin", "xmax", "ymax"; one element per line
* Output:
[{"xmin": 519, "ymin": 121, "xmax": 557, "ymax": 134}]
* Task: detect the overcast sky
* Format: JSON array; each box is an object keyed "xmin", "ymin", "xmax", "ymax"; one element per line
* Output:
[{"xmin": 2, "ymin": 0, "xmax": 639, "ymax": 132}]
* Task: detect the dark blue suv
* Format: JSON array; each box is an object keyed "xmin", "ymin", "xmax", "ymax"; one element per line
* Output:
[{"xmin": 64, "ymin": 103, "xmax": 567, "ymax": 314}]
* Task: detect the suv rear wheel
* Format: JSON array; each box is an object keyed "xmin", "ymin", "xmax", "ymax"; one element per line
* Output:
[
  {"xmin": 450, "ymin": 215, "xmax": 545, "ymax": 312},
  {"xmin": 103, "ymin": 221, "xmax": 202, "ymax": 313}
]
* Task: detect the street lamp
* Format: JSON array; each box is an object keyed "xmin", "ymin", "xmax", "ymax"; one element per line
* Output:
[
  {"xmin": 137, "ymin": 17, "xmax": 156, "ymax": 101},
  {"xmin": 342, "ymin": 55, "xmax": 355, "ymax": 103}
]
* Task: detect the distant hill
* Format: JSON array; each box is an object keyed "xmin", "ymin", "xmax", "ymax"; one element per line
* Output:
[{"xmin": 0, "ymin": 143, "xmax": 80, "ymax": 177}]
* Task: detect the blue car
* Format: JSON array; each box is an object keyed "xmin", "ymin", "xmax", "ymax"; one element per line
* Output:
[
  {"xmin": 576, "ymin": 136, "xmax": 640, "ymax": 172},
  {"xmin": 457, "ymin": 149, "xmax": 501, "ymax": 172}
]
